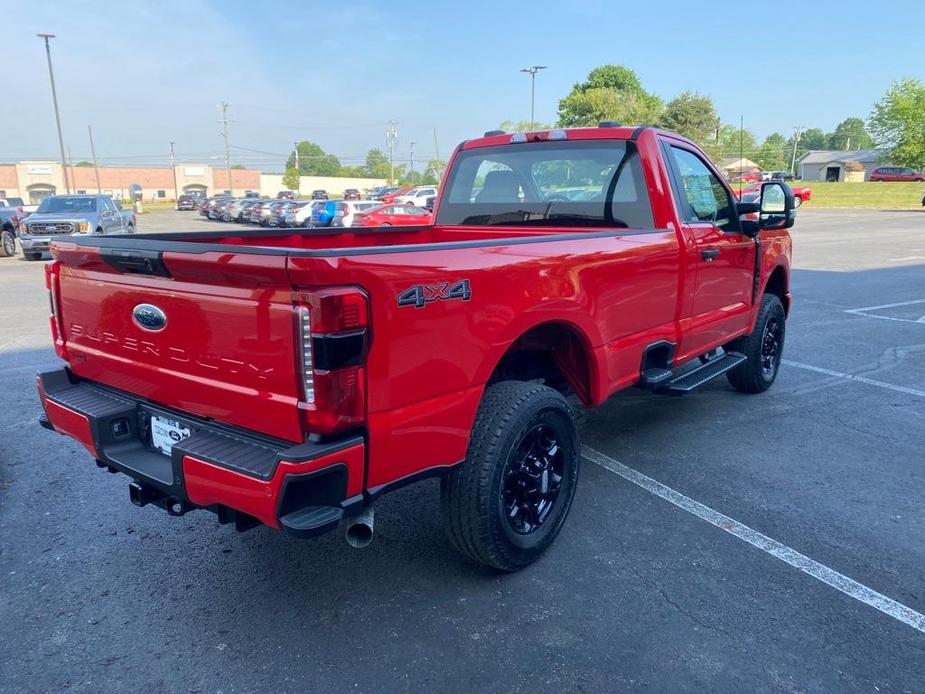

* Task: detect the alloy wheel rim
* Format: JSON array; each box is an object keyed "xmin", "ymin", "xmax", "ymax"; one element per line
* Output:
[
  {"xmin": 501, "ymin": 424, "xmax": 565, "ymax": 535},
  {"xmin": 761, "ymin": 317, "xmax": 782, "ymax": 377}
]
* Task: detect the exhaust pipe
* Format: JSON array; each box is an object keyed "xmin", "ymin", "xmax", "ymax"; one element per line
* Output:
[{"xmin": 345, "ymin": 505, "xmax": 375, "ymax": 548}]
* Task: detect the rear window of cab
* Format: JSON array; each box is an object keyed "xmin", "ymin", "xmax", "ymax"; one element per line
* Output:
[{"xmin": 436, "ymin": 140, "xmax": 653, "ymax": 228}]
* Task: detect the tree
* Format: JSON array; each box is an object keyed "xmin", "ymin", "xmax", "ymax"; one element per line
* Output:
[
  {"xmin": 659, "ymin": 91, "xmax": 720, "ymax": 146},
  {"xmin": 755, "ymin": 133, "xmax": 789, "ymax": 171},
  {"xmin": 557, "ymin": 64, "xmax": 663, "ymax": 127},
  {"xmin": 230, "ymin": 163, "xmax": 246, "ymax": 170},
  {"xmin": 828, "ymin": 117, "xmax": 873, "ymax": 150},
  {"xmin": 281, "ymin": 166, "xmax": 300, "ymax": 192},
  {"xmin": 869, "ymin": 78, "xmax": 925, "ymax": 168},
  {"xmin": 363, "ymin": 148, "xmax": 391, "ymax": 178},
  {"xmin": 75, "ymin": 160, "xmax": 94, "ymax": 167},
  {"xmin": 703, "ymin": 123, "xmax": 757, "ymax": 162},
  {"xmin": 422, "ymin": 159, "xmax": 446, "ymax": 185},
  {"xmin": 498, "ymin": 119, "xmax": 553, "ymax": 132},
  {"xmin": 286, "ymin": 141, "xmax": 341, "ymax": 176}
]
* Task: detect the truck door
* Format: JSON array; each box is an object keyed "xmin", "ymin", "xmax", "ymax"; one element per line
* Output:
[
  {"xmin": 662, "ymin": 144, "xmax": 755, "ymax": 358},
  {"xmin": 98, "ymin": 196, "xmax": 116, "ymax": 233}
]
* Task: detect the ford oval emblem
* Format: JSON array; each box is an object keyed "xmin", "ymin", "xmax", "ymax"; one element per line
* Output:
[{"xmin": 132, "ymin": 303, "xmax": 167, "ymax": 332}]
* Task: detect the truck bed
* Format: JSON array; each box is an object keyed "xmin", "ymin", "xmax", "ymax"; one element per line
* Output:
[{"xmin": 53, "ymin": 224, "xmax": 574, "ymax": 255}]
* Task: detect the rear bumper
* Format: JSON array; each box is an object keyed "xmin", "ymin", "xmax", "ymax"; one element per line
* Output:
[{"xmin": 37, "ymin": 368, "xmax": 365, "ymax": 538}]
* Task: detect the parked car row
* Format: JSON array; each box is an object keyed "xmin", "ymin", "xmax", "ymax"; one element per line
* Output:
[
  {"xmin": 188, "ymin": 184, "xmax": 439, "ymax": 229},
  {"xmin": 192, "ymin": 193, "xmax": 434, "ymax": 229}
]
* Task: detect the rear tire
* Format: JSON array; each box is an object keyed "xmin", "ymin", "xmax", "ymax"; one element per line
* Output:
[
  {"xmin": 23, "ymin": 251, "xmax": 42, "ymax": 261},
  {"xmin": 441, "ymin": 381, "xmax": 580, "ymax": 571},
  {"xmin": 0, "ymin": 230, "xmax": 15, "ymax": 257},
  {"xmin": 725, "ymin": 294, "xmax": 786, "ymax": 393}
]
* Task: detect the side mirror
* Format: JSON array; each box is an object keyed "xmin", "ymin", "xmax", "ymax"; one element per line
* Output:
[{"xmin": 758, "ymin": 182, "xmax": 795, "ymax": 230}]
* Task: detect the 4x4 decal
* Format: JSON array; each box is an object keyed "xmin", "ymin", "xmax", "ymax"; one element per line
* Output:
[{"xmin": 397, "ymin": 280, "xmax": 471, "ymax": 309}]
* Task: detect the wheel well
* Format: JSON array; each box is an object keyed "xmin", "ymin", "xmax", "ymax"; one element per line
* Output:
[
  {"xmin": 764, "ymin": 266, "xmax": 789, "ymax": 315},
  {"xmin": 488, "ymin": 322, "xmax": 593, "ymax": 405}
]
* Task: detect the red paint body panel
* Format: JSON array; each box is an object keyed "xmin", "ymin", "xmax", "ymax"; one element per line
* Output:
[
  {"xmin": 44, "ymin": 127, "xmax": 792, "ymax": 506},
  {"xmin": 42, "ymin": 397, "xmax": 97, "ymax": 457},
  {"xmin": 183, "ymin": 440, "xmax": 365, "ymax": 528}
]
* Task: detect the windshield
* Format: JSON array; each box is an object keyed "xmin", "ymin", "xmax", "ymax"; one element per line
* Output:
[
  {"xmin": 36, "ymin": 196, "xmax": 98, "ymax": 214},
  {"xmin": 436, "ymin": 140, "xmax": 653, "ymax": 228}
]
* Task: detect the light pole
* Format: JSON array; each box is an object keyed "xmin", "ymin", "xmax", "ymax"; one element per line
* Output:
[
  {"xmin": 409, "ymin": 141, "xmax": 416, "ymax": 180},
  {"xmin": 37, "ymin": 33, "xmax": 70, "ymax": 193},
  {"xmin": 386, "ymin": 121, "xmax": 398, "ymax": 184},
  {"xmin": 519, "ymin": 65, "xmax": 548, "ymax": 130},
  {"xmin": 169, "ymin": 141, "xmax": 178, "ymax": 202}
]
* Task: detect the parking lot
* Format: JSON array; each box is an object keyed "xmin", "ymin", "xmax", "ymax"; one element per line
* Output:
[{"xmin": 1, "ymin": 208, "xmax": 923, "ymax": 692}]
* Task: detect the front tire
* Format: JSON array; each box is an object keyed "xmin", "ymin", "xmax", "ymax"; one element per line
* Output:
[
  {"xmin": 725, "ymin": 294, "xmax": 786, "ymax": 393},
  {"xmin": 0, "ymin": 229, "xmax": 15, "ymax": 257},
  {"xmin": 441, "ymin": 381, "xmax": 580, "ymax": 571}
]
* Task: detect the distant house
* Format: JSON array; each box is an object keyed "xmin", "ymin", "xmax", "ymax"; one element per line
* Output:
[
  {"xmin": 716, "ymin": 157, "xmax": 761, "ymax": 178},
  {"xmin": 797, "ymin": 149, "xmax": 886, "ymax": 182}
]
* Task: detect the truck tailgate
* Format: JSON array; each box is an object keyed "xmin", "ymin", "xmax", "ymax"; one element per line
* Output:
[{"xmin": 52, "ymin": 244, "xmax": 304, "ymax": 442}]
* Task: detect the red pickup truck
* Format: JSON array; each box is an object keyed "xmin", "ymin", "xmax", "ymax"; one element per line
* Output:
[{"xmin": 37, "ymin": 125, "xmax": 795, "ymax": 570}]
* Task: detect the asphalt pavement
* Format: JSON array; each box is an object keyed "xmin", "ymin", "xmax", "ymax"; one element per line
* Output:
[{"xmin": 1, "ymin": 208, "xmax": 923, "ymax": 693}]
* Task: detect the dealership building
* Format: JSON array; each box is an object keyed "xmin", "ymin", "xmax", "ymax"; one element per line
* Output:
[{"xmin": 0, "ymin": 161, "xmax": 386, "ymax": 202}]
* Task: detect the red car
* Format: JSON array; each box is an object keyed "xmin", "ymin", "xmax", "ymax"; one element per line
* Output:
[
  {"xmin": 37, "ymin": 125, "xmax": 794, "ymax": 570},
  {"xmin": 868, "ymin": 167, "xmax": 925, "ymax": 182},
  {"xmin": 354, "ymin": 204, "xmax": 432, "ymax": 226},
  {"xmin": 379, "ymin": 186, "xmax": 413, "ymax": 204},
  {"xmin": 736, "ymin": 183, "xmax": 811, "ymax": 207}
]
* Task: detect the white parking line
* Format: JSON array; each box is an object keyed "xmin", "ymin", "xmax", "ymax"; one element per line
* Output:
[
  {"xmin": 582, "ymin": 446, "xmax": 925, "ymax": 635},
  {"xmin": 782, "ymin": 360, "xmax": 925, "ymax": 399},
  {"xmin": 845, "ymin": 298, "xmax": 925, "ymax": 325}
]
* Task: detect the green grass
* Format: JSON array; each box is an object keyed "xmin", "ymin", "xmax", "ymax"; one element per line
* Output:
[{"xmin": 797, "ymin": 182, "xmax": 924, "ymax": 209}]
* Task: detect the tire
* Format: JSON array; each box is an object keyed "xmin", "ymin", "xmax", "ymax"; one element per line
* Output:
[
  {"xmin": 441, "ymin": 381, "xmax": 580, "ymax": 571},
  {"xmin": 725, "ymin": 293, "xmax": 786, "ymax": 393},
  {"xmin": 0, "ymin": 229, "xmax": 15, "ymax": 257},
  {"xmin": 126, "ymin": 224, "xmax": 135, "ymax": 234},
  {"xmin": 23, "ymin": 251, "xmax": 43, "ymax": 261}
]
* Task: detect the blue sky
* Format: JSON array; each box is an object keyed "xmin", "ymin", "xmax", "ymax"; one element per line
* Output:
[{"xmin": 4, "ymin": 0, "xmax": 923, "ymax": 170}]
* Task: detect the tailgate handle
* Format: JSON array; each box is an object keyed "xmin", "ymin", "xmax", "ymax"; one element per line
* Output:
[{"xmin": 100, "ymin": 248, "xmax": 171, "ymax": 278}]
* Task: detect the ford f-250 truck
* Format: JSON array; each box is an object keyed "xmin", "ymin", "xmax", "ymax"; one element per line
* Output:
[
  {"xmin": 19, "ymin": 194, "xmax": 136, "ymax": 261},
  {"xmin": 37, "ymin": 125, "xmax": 794, "ymax": 570}
]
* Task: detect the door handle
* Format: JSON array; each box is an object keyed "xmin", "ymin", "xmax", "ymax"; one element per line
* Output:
[{"xmin": 701, "ymin": 248, "xmax": 720, "ymax": 261}]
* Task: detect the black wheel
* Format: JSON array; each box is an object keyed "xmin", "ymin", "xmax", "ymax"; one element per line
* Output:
[
  {"xmin": 126, "ymin": 224, "xmax": 135, "ymax": 234},
  {"xmin": 0, "ymin": 230, "xmax": 15, "ymax": 257},
  {"xmin": 23, "ymin": 251, "xmax": 43, "ymax": 261},
  {"xmin": 725, "ymin": 294, "xmax": 786, "ymax": 393},
  {"xmin": 441, "ymin": 381, "xmax": 580, "ymax": 571}
]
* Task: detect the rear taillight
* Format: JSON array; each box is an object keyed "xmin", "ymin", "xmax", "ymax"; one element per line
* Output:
[
  {"xmin": 45, "ymin": 261, "xmax": 67, "ymax": 359},
  {"xmin": 293, "ymin": 287, "xmax": 369, "ymax": 435}
]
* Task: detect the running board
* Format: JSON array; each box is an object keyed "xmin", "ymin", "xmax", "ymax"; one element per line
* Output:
[{"xmin": 642, "ymin": 352, "xmax": 747, "ymax": 395}]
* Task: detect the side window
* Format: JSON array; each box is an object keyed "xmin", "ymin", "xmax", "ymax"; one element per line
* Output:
[
  {"xmin": 99, "ymin": 197, "xmax": 113, "ymax": 213},
  {"xmin": 669, "ymin": 147, "xmax": 737, "ymax": 231}
]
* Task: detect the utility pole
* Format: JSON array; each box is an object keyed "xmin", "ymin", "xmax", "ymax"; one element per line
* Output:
[
  {"xmin": 790, "ymin": 126, "xmax": 803, "ymax": 176},
  {"xmin": 386, "ymin": 120, "xmax": 398, "ymax": 185},
  {"xmin": 409, "ymin": 141, "xmax": 416, "ymax": 179},
  {"xmin": 37, "ymin": 33, "xmax": 70, "ymax": 193},
  {"xmin": 66, "ymin": 145, "xmax": 76, "ymax": 193},
  {"xmin": 519, "ymin": 65, "xmax": 548, "ymax": 130},
  {"xmin": 88, "ymin": 125, "xmax": 102, "ymax": 194},
  {"xmin": 219, "ymin": 102, "xmax": 232, "ymax": 193},
  {"xmin": 432, "ymin": 128, "xmax": 442, "ymax": 182},
  {"xmin": 169, "ymin": 140, "xmax": 178, "ymax": 202},
  {"xmin": 293, "ymin": 142, "xmax": 300, "ymax": 195}
]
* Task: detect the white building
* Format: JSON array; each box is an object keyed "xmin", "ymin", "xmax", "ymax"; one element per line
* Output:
[{"xmin": 797, "ymin": 149, "xmax": 887, "ymax": 182}]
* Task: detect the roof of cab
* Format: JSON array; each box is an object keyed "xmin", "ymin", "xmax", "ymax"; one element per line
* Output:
[{"xmin": 460, "ymin": 125, "xmax": 696, "ymax": 151}]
